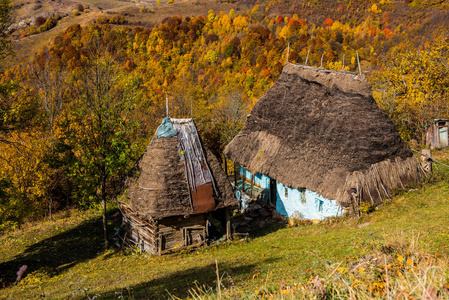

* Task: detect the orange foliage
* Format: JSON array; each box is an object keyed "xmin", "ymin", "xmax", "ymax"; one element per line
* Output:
[{"xmin": 324, "ymin": 17, "xmax": 334, "ymax": 27}]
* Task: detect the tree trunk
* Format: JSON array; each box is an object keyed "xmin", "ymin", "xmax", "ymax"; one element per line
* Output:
[{"xmin": 101, "ymin": 174, "xmax": 109, "ymax": 248}]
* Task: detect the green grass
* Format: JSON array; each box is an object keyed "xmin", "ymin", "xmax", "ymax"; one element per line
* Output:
[{"xmin": 1, "ymin": 151, "xmax": 448, "ymax": 299}]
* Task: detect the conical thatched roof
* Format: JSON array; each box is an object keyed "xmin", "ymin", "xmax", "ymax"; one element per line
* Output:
[
  {"xmin": 127, "ymin": 118, "xmax": 237, "ymax": 220},
  {"xmin": 224, "ymin": 63, "xmax": 422, "ymax": 205}
]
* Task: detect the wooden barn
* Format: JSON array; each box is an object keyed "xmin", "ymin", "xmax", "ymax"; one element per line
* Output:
[
  {"xmin": 426, "ymin": 119, "xmax": 449, "ymax": 149},
  {"xmin": 224, "ymin": 63, "xmax": 423, "ymax": 219},
  {"xmin": 121, "ymin": 118, "xmax": 237, "ymax": 255}
]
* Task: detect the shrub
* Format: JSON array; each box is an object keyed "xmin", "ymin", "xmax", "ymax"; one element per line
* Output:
[{"xmin": 35, "ymin": 16, "xmax": 45, "ymax": 26}]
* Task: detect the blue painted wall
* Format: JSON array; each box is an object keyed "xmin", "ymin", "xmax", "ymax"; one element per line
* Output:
[{"xmin": 238, "ymin": 167, "xmax": 342, "ymax": 220}]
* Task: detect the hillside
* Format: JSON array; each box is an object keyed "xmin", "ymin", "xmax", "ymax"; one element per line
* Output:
[
  {"xmin": 5, "ymin": 0, "xmax": 256, "ymax": 69},
  {"xmin": 0, "ymin": 150, "xmax": 448, "ymax": 299}
]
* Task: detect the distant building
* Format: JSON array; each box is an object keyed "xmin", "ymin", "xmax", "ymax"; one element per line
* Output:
[
  {"xmin": 426, "ymin": 119, "xmax": 449, "ymax": 149},
  {"xmin": 224, "ymin": 63, "xmax": 422, "ymax": 221}
]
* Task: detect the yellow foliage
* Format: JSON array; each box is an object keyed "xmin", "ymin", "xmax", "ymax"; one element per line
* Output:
[{"xmin": 279, "ymin": 26, "xmax": 290, "ymax": 39}]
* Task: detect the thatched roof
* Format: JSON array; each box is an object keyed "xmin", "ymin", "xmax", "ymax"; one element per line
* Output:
[
  {"xmin": 127, "ymin": 118, "xmax": 237, "ymax": 220},
  {"xmin": 224, "ymin": 63, "xmax": 422, "ymax": 205}
]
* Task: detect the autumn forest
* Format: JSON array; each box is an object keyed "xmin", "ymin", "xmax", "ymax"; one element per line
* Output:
[{"xmin": 1, "ymin": 0, "xmax": 449, "ymax": 233}]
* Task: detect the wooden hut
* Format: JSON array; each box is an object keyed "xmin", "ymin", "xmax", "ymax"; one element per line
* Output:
[
  {"xmin": 122, "ymin": 118, "xmax": 237, "ymax": 255},
  {"xmin": 224, "ymin": 63, "xmax": 423, "ymax": 220},
  {"xmin": 426, "ymin": 119, "xmax": 449, "ymax": 149}
]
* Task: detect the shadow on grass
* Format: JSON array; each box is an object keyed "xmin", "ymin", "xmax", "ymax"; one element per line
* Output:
[
  {"xmin": 80, "ymin": 257, "xmax": 280, "ymax": 300},
  {"xmin": 0, "ymin": 215, "xmax": 107, "ymax": 287}
]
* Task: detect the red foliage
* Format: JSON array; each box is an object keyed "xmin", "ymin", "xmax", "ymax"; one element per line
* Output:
[
  {"xmin": 212, "ymin": 74, "xmax": 222, "ymax": 84},
  {"xmin": 383, "ymin": 28, "xmax": 392, "ymax": 37},
  {"xmin": 262, "ymin": 68, "xmax": 270, "ymax": 77},
  {"xmin": 276, "ymin": 15, "xmax": 283, "ymax": 24},
  {"xmin": 324, "ymin": 17, "xmax": 334, "ymax": 27}
]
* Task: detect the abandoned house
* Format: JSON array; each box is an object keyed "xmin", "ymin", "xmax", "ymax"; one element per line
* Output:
[
  {"xmin": 426, "ymin": 119, "xmax": 448, "ymax": 149},
  {"xmin": 121, "ymin": 118, "xmax": 237, "ymax": 255},
  {"xmin": 224, "ymin": 63, "xmax": 423, "ymax": 221}
]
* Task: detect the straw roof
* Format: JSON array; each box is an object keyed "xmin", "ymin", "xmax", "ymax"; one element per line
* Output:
[
  {"xmin": 224, "ymin": 63, "xmax": 421, "ymax": 205},
  {"xmin": 127, "ymin": 119, "xmax": 237, "ymax": 220}
]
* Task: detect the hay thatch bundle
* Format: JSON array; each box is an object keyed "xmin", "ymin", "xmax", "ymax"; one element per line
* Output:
[
  {"xmin": 127, "ymin": 119, "xmax": 237, "ymax": 220},
  {"xmin": 224, "ymin": 63, "xmax": 422, "ymax": 208}
]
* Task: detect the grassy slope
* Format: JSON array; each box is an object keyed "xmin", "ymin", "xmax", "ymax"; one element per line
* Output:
[{"xmin": 0, "ymin": 150, "xmax": 448, "ymax": 299}]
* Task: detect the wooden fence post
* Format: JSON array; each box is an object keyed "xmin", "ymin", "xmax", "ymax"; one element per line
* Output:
[{"xmin": 421, "ymin": 149, "xmax": 432, "ymax": 173}]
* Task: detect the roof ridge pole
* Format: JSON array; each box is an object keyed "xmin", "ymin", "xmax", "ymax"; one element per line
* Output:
[
  {"xmin": 305, "ymin": 46, "xmax": 311, "ymax": 66},
  {"xmin": 356, "ymin": 51, "xmax": 362, "ymax": 76},
  {"xmin": 286, "ymin": 41, "xmax": 290, "ymax": 63}
]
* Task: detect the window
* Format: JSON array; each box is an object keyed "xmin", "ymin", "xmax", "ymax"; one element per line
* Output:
[
  {"xmin": 300, "ymin": 188, "xmax": 306, "ymax": 204},
  {"xmin": 284, "ymin": 187, "xmax": 288, "ymax": 198},
  {"xmin": 318, "ymin": 200, "xmax": 324, "ymax": 212}
]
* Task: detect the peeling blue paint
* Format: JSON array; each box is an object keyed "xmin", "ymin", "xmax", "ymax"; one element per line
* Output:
[{"xmin": 237, "ymin": 167, "xmax": 342, "ymax": 220}]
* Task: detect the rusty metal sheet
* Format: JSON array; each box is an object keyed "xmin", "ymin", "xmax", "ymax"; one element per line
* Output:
[{"xmin": 191, "ymin": 183, "xmax": 215, "ymax": 213}]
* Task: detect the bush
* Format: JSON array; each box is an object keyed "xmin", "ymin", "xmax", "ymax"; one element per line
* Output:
[
  {"xmin": 35, "ymin": 16, "xmax": 45, "ymax": 26},
  {"xmin": 76, "ymin": 3, "xmax": 84, "ymax": 12}
]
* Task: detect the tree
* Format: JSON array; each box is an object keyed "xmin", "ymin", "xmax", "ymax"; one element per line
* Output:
[
  {"xmin": 371, "ymin": 36, "xmax": 449, "ymax": 142},
  {"xmin": 207, "ymin": 88, "xmax": 249, "ymax": 154},
  {"xmin": 63, "ymin": 45, "xmax": 138, "ymax": 247},
  {"xmin": 0, "ymin": 0, "xmax": 12, "ymax": 61}
]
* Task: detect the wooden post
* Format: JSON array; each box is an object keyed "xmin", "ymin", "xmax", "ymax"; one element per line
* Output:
[
  {"xmin": 242, "ymin": 168, "xmax": 246, "ymax": 192},
  {"xmin": 205, "ymin": 218, "xmax": 209, "ymax": 245},
  {"xmin": 225, "ymin": 207, "xmax": 231, "ymax": 241},
  {"xmin": 250, "ymin": 172, "xmax": 254, "ymax": 199},
  {"xmin": 421, "ymin": 149, "xmax": 432, "ymax": 173},
  {"xmin": 234, "ymin": 163, "xmax": 238, "ymax": 187}
]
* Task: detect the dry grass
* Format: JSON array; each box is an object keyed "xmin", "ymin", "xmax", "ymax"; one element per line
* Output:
[{"xmin": 184, "ymin": 234, "xmax": 449, "ymax": 299}]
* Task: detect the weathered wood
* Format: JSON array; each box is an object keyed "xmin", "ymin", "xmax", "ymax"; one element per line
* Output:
[
  {"xmin": 242, "ymin": 168, "xmax": 246, "ymax": 192},
  {"xmin": 205, "ymin": 219, "xmax": 209, "ymax": 241},
  {"xmin": 234, "ymin": 163, "xmax": 238, "ymax": 186},
  {"xmin": 421, "ymin": 149, "xmax": 432, "ymax": 173},
  {"xmin": 250, "ymin": 172, "xmax": 254, "ymax": 199},
  {"xmin": 225, "ymin": 207, "xmax": 231, "ymax": 241},
  {"xmin": 122, "ymin": 202, "xmax": 209, "ymax": 255}
]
